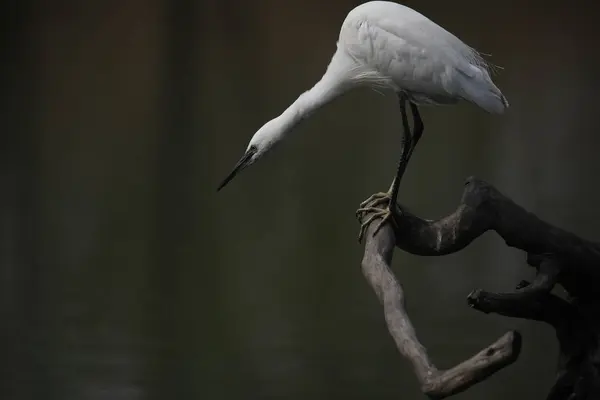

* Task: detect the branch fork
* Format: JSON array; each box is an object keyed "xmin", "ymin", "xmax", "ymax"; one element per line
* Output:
[{"xmin": 357, "ymin": 177, "xmax": 600, "ymax": 399}]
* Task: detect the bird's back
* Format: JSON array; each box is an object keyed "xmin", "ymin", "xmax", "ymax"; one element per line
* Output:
[{"xmin": 336, "ymin": 1, "xmax": 508, "ymax": 113}]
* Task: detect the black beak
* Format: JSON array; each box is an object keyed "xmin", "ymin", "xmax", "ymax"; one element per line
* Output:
[{"xmin": 217, "ymin": 147, "xmax": 256, "ymax": 191}]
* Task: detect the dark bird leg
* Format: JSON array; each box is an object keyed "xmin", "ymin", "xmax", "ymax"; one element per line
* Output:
[
  {"xmin": 356, "ymin": 96, "xmax": 424, "ymax": 242},
  {"xmin": 406, "ymin": 101, "xmax": 424, "ymax": 163}
]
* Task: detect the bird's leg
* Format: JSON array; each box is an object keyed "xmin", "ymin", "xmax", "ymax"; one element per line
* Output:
[
  {"xmin": 406, "ymin": 102, "xmax": 424, "ymax": 161},
  {"xmin": 356, "ymin": 95, "xmax": 414, "ymax": 242},
  {"xmin": 387, "ymin": 97, "xmax": 413, "ymax": 207},
  {"xmin": 356, "ymin": 96, "xmax": 412, "ymax": 212},
  {"xmin": 356, "ymin": 100, "xmax": 424, "ymax": 242}
]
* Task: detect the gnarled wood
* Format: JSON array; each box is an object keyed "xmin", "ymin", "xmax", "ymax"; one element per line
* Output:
[
  {"xmin": 391, "ymin": 177, "xmax": 600, "ymax": 299},
  {"xmin": 359, "ymin": 196, "xmax": 521, "ymax": 399},
  {"xmin": 357, "ymin": 177, "xmax": 600, "ymax": 399}
]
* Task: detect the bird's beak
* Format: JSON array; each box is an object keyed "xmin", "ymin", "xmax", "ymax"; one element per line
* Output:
[{"xmin": 217, "ymin": 147, "xmax": 256, "ymax": 191}]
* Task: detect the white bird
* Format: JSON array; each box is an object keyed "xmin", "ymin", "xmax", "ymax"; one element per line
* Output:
[{"xmin": 217, "ymin": 1, "xmax": 508, "ymax": 240}]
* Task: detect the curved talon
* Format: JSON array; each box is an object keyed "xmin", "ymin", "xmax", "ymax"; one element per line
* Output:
[
  {"xmin": 360, "ymin": 197, "xmax": 389, "ymax": 212},
  {"xmin": 357, "ymin": 206, "xmax": 400, "ymax": 243},
  {"xmin": 373, "ymin": 211, "xmax": 397, "ymax": 236},
  {"xmin": 358, "ymin": 211, "xmax": 385, "ymax": 243},
  {"xmin": 356, "ymin": 193, "xmax": 393, "ymax": 219},
  {"xmin": 359, "ymin": 192, "xmax": 391, "ymax": 208},
  {"xmin": 356, "ymin": 206, "xmax": 386, "ymax": 219}
]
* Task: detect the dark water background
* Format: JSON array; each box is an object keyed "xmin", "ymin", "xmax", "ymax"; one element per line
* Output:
[{"xmin": 3, "ymin": 1, "xmax": 600, "ymax": 399}]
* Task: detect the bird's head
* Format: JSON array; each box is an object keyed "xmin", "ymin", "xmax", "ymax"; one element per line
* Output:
[{"xmin": 217, "ymin": 118, "xmax": 286, "ymax": 191}]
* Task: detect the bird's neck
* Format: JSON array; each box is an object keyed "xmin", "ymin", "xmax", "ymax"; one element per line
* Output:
[
  {"xmin": 276, "ymin": 53, "xmax": 353, "ymax": 133},
  {"xmin": 284, "ymin": 77, "xmax": 345, "ymax": 123}
]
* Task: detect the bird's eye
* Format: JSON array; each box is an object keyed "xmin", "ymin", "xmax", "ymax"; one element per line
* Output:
[{"xmin": 248, "ymin": 145, "xmax": 258, "ymax": 153}]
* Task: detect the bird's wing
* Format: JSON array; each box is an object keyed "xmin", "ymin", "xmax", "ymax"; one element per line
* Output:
[
  {"xmin": 378, "ymin": 17, "xmax": 488, "ymax": 74},
  {"xmin": 342, "ymin": 17, "xmax": 491, "ymax": 97}
]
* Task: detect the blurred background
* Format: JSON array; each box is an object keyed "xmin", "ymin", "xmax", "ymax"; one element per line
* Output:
[{"xmin": 3, "ymin": 0, "xmax": 599, "ymax": 399}]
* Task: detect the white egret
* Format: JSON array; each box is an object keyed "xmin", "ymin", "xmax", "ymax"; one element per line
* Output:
[{"xmin": 217, "ymin": 1, "xmax": 508, "ymax": 241}]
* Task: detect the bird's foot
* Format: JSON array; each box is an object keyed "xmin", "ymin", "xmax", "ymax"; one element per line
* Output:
[
  {"xmin": 355, "ymin": 192, "xmax": 399, "ymax": 243},
  {"xmin": 356, "ymin": 191, "xmax": 391, "ymax": 211}
]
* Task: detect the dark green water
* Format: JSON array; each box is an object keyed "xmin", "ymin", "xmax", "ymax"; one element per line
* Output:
[{"xmin": 3, "ymin": 1, "xmax": 598, "ymax": 399}]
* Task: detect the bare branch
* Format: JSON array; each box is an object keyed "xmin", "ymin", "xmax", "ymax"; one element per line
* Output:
[
  {"xmin": 467, "ymin": 257, "xmax": 560, "ymax": 312},
  {"xmin": 360, "ymin": 213, "xmax": 521, "ymax": 399},
  {"xmin": 420, "ymin": 331, "xmax": 521, "ymax": 399},
  {"xmin": 467, "ymin": 258, "xmax": 572, "ymax": 328},
  {"xmin": 391, "ymin": 177, "xmax": 600, "ymax": 299},
  {"xmin": 357, "ymin": 177, "xmax": 600, "ymax": 399},
  {"xmin": 464, "ymin": 258, "xmax": 600, "ymax": 400}
]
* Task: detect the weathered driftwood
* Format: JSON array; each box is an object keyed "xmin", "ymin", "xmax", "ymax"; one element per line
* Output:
[{"xmin": 357, "ymin": 177, "xmax": 600, "ymax": 399}]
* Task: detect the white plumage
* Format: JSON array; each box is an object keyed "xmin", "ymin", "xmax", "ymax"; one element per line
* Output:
[
  {"xmin": 217, "ymin": 1, "xmax": 508, "ymax": 229},
  {"xmin": 337, "ymin": 1, "xmax": 507, "ymax": 112}
]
